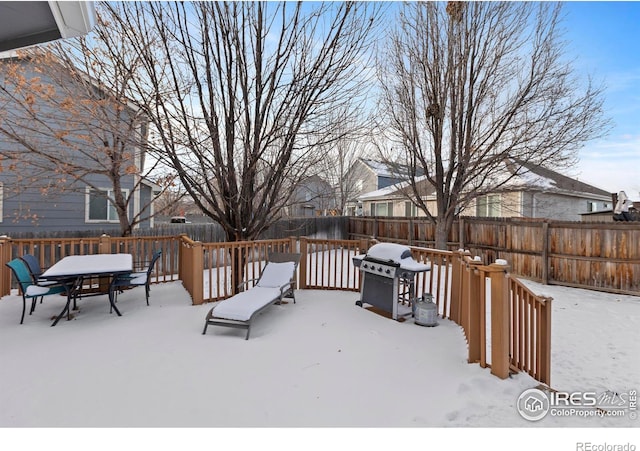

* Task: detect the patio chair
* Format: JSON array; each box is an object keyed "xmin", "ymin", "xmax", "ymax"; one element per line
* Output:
[
  {"xmin": 6, "ymin": 258, "xmax": 67, "ymax": 324},
  {"xmin": 20, "ymin": 254, "xmax": 59, "ymax": 289},
  {"xmin": 20, "ymin": 254, "xmax": 44, "ymax": 280},
  {"xmin": 202, "ymin": 252, "xmax": 301, "ymax": 340},
  {"xmin": 108, "ymin": 250, "xmax": 162, "ymax": 310}
]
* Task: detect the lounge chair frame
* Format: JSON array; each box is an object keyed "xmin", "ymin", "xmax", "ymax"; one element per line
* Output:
[{"xmin": 202, "ymin": 252, "xmax": 300, "ymax": 340}]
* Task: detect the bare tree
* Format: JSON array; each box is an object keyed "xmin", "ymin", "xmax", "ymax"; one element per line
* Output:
[
  {"xmin": 106, "ymin": 1, "xmax": 380, "ymax": 239},
  {"xmin": 377, "ymin": 2, "xmax": 609, "ymax": 249},
  {"xmin": 0, "ymin": 13, "xmax": 169, "ymax": 236},
  {"xmin": 314, "ymin": 113, "xmax": 375, "ymax": 215},
  {"xmin": 104, "ymin": 1, "xmax": 381, "ymax": 287},
  {"xmin": 151, "ymin": 172, "xmax": 189, "ymax": 218}
]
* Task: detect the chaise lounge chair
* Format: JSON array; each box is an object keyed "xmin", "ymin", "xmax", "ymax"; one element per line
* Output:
[{"xmin": 202, "ymin": 252, "xmax": 300, "ymax": 340}]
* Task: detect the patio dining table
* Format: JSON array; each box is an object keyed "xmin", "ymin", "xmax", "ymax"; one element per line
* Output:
[{"xmin": 41, "ymin": 253, "xmax": 133, "ymax": 326}]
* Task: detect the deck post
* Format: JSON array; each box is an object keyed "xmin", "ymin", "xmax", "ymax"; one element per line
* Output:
[
  {"xmin": 0, "ymin": 236, "xmax": 13, "ymax": 297},
  {"xmin": 488, "ymin": 260, "xmax": 511, "ymax": 379},
  {"xmin": 299, "ymin": 237, "xmax": 308, "ymax": 289},
  {"xmin": 466, "ymin": 259, "xmax": 483, "ymax": 364},
  {"xmin": 190, "ymin": 240, "xmax": 204, "ymax": 305}
]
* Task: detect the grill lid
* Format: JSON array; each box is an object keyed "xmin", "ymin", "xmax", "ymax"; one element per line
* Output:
[
  {"xmin": 365, "ymin": 243, "xmax": 412, "ymax": 262},
  {"xmin": 359, "ymin": 242, "xmax": 430, "ymax": 273}
]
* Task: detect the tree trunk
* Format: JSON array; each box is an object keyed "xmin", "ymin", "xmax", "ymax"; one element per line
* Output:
[{"xmin": 434, "ymin": 218, "xmax": 449, "ymax": 250}]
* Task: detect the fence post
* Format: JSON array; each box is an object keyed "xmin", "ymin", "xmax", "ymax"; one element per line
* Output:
[
  {"xmin": 408, "ymin": 218, "xmax": 414, "ymax": 246},
  {"xmin": 466, "ymin": 259, "xmax": 484, "ymax": 364},
  {"xmin": 98, "ymin": 234, "xmax": 112, "ymax": 254},
  {"xmin": 289, "ymin": 236, "xmax": 298, "ymax": 254},
  {"xmin": 178, "ymin": 234, "xmax": 186, "ymax": 282},
  {"xmin": 359, "ymin": 238, "xmax": 369, "ymax": 254},
  {"xmin": 190, "ymin": 240, "xmax": 204, "ymax": 305},
  {"xmin": 458, "ymin": 218, "xmax": 465, "ymax": 249},
  {"xmin": 0, "ymin": 236, "xmax": 13, "ymax": 297},
  {"xmin": 449, "ymin": 250, "xmax": 471, "ymax": 323},
  {"xmin": 299, "ymin": 237, "xmax": 308, "ymax": 289},
  {"xmin": 488, "ymin": 260, "xmax": 511, "ymax": 379},
  {"xmin": 539, "ymin": 297, "xmax": 553, "ymax": 386},
  {"xmin": 449, "ymin": 251, "xmax": 462, "ymax": 323},
  {"xmin": 97, "ymin": 234, "xmax": 112, "ymax": 292},
  {"xmin": 542, "ymin": 221, "xmax": 549, "ymax": 285}
]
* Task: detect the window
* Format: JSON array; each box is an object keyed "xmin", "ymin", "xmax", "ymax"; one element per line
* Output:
[
  {"xmin": 476, "ymin": 194, "xmax": 501, "ymax": 217},
  {"xmin": 372, "ymin": 201, "xmax": 394, "ymax": 217},
  {"xmin": 405, "ymin": 201, "xmax": 418, "ymax": 217},
  {"xmin": 86, "ymin": 187, "xmax": 128, "ymax": 222}
]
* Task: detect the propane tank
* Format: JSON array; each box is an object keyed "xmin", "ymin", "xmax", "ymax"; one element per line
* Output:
[{"xmin": 414, "ymin": 293, "xmax": 438, "ymax": 327}]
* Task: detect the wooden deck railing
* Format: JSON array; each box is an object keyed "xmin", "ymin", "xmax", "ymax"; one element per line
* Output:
[
  {"xmin": 449, "ymin": 251, "xmax": 553, "ymax": 385},
  {"xmin": 508, "ymin": 277, "xmax": 553, "ymax": 385},
  {"xmin": 0, "ymin": 233, "xmax": 552, "ymax": 385},
  {"xmin": 0, "ymin": 235, "xmax": 180, "ymax": 297},
  {"xmin": 299, "ymin": 237, "xmax": 363, "ymax": 291},
  {"xmin": 197, "ymin": 237, "xmax": 296, "ymax": 303}
]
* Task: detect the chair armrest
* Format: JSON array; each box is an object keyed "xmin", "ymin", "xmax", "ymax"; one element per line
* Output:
[
  {"xmin": 279, "ymin": 282, "xmax": 293, "ymax": 295},
  {"xmin": 238, "ymin": 278, "xmax": 259, "ymax": 291}
]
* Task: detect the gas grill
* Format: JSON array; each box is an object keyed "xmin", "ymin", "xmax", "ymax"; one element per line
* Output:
[{"xmin": 352, "ymin": 243, "xmax": 431, "ymax": 320}]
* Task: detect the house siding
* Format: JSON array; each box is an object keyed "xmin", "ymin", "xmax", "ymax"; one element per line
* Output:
[
  {"xmin": 0, "ymin": 59, "xmax": 150, "ymax": 235},
  {"xmin": 0, "ymin": 174, "xmax": 137, "ymax": 234},
  {"xmin": 525, "ymin": 192, "xmax": 609, "ymax": 221},
  {"xmin": 362, "ymin": 190, "xmax": 611, "ymax": 222}
]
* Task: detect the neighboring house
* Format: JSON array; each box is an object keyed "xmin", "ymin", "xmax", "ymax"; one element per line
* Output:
[
  {"xmin": 583, "ymin": 191, "xmax": 640, "ymax": 222},
  {"xmin": 358, "ymin": 159, "xmax": 613, "ymax": 221},
  {"xmin": 287, "ymin": 175, "xmax": 336, "ymax": 217},
  {"xmin": 359, "ymin": 177, "xmax": 437, "ymax": 217},
  {"xmin": 344, "ymin": 158, "xmax": 420, "ymax": 216},
  {"xmin": 0, "ymin": 56, "xmax": 159, "ymax": 235}
]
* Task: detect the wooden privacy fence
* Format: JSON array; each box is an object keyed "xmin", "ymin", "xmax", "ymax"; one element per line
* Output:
[{"xmin": 349, "ymin": 216, "xmax": 640, "ymax": 296}]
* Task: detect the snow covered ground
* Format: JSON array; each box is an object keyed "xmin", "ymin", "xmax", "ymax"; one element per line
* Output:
[{"xmin": 0, "ymin": 276, "xmax": 638, "ymax": 449}]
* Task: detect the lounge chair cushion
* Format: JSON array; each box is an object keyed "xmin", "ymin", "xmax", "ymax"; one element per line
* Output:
[
  {"xmin": 212, "ymin": 287, "xmax": 282, "ymax": 321},
  {"xmin": 255, "ymin": 261, "xmax": 296, "ymax": 288}
]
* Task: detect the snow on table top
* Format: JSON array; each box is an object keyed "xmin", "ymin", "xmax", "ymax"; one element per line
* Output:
[{"xmin": 42, "ymin": 254, "xmax": 133, "ymax": 277}]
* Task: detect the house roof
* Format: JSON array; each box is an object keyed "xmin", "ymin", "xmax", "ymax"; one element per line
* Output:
[
  {"xmin": 359, "ymin": 158, "xmax": 413, "ymax": 179},
  {"xmin": 358, "ymin": 159, "xmax": 612, "ymax": 202},
  {"xmin": 359, "ymin": 175, "xmax": 435, "ymax": 201},
  {"xmin": 503, "ymin": 159, "xmax": 612, "ymax": 200},
  {"xmin": 0, "ymin": 2, "xmax": 95, "ymax": 53}
]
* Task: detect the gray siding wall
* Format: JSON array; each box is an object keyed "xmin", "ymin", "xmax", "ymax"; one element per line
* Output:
[
  {"xmin": 523, "ymin": 192, "xmax": 606, "ymax": 221},
  {"xmin": 137, "ymin": 183, "xmax": 153, "ymax": 229},
  {"xmin": 347, "ymin": 160, "xmax": 376, "ymax": 197},
  {"xmin": 0, "ymin": 59, "xmax": 143, "ymax": 235},
  {"xmin": 0, "ymin": 173, "xmax": 137, "ymax": 234}
]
